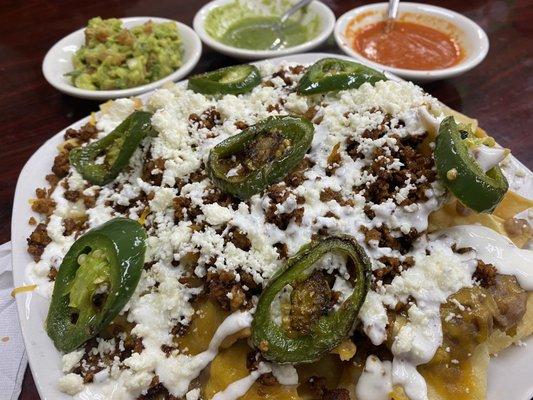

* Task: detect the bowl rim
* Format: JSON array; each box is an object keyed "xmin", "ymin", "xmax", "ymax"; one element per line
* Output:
[
  {"xmin": 192, "ymin": 0, "xmax": 336, "ymax": 60},
  {"xmin": 334, "ymin": 2, "xmax": 490, "ymax": 80},
  {"xmin": 42, "ymin": 16, "xmax": 202, "ymax": 100}
]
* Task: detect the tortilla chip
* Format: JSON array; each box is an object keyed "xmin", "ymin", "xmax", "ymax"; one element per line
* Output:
[
  {"xmin": 428, "ymin": 198, "xmax": 531, "ymax": 248},
  {"xmin": 493, "ymin": 191, "xmax": 533, "ymax": 221},
  {"xmin": 441, "ymin": 105, "xmax": 479, "ymax": 134},
  {"xmin": 487, "ymin": 292, "xmax": 533, "ymax": 355}
]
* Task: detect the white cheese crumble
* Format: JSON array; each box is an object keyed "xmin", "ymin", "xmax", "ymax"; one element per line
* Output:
[
  {"xmin": 202, "ymin": 203, "xmax": 233, "ymax": 226},
  {"xmin": 58, "ymin": 373, "xmax": 84, "ymax": 395}
]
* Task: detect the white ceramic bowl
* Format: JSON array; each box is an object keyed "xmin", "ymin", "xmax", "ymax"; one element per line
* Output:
[
  {"xmin": 193, "ymin": 0, "xmax": 335, "ymax": 60},
  {"xmin": 42, "ymin": 17, "xmax": 202, "ymax": 100},
  {"xmin": 334, "ymin": 3, "xmax": 489, "ymax": 82}
]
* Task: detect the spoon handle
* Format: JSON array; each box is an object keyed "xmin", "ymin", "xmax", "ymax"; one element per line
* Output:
[
  {"xmin": 387, "ymin": 0, "xmax": 400, "ymax": 20},
  {"xmin": 280, "ymin": 0, "xmax": 313, "ymax": 25}
]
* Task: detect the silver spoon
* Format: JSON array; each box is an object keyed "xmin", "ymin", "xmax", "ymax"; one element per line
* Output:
[
  {"xmin": 269, "ymin": 0, "xmax": 314, "ymax": 50},
  {"xmin": 384, "ymin": 0, "xmax": 400, "ymax": 33}
]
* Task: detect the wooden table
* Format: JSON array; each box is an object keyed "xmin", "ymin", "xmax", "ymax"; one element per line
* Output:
[{"xmin": 1, "ymin": 0, "xmax": 530, "ymax": 398}]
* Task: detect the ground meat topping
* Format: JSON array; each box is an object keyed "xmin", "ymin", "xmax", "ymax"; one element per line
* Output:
[
  {"xmin": 27, "ymin": 223, "xmax": 51, "ymax": 261},
  {"xmin": 284, "ymin": 157, "xmax": 314, "ymax": 188},
  {"xmin": 307, "ymin": 376, "xmax": 351, "ymax": 400},
  {"xmin": 63, "ymin": 217, "xmax": 86, "ymax": 236},
  {"xmin": 204, "ymin": 270, "xmax": 259, "ymax": 312},
  {"xmin": 227, "ymin": 228, "xmax": 252, "ymax": 251},
  {"xmin": 64, "ymin": 123, "xmax": 98, "ymax": 143},
  {"xmin": 473, "ymin": 260, "xmax": 497, "ymax": 287},
  {"xmin": 52, "ymin": 152, "xmax": 71, "ymax": 178},
  {"xmin": 188, "ymin": 107, "xmax": 222, "ymax": 131},
  {"xmin": 360, "ymin": 225, "xmax": 420, "ymax": 254},
  {"xmin": 64, "ymin": 189, "xmax": 81, "ymax": 202},
  {"xmin": 347, "ymin": 112, "xmax": 435, "ymax": 207},
  {"xmin": 373, "ymin": 255, "xmax": 415, "ymax": 286},
  {"xmin": 142, "ymin": 156, "xmax": 165, "ymax": 186},
  {"xmin": 71, "ymin": 332, "xmax": 144, "ymax": 384}
]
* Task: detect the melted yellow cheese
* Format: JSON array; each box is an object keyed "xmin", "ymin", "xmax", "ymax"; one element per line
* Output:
[
  {"xmin": 204, "ymin": 340, "xmax": 300, "ymax": 400},
  {"xmin": 177, "ymin": 299, "xmax": 228, "ymax": 355}
]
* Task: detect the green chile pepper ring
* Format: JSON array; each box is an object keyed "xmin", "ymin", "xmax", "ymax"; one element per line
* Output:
[
  {"xmin": 207, "ymin": 115, "xmax": 314, "ymax": 200},
  {"xmin": 46, "ymin": 218, "xmax": 146, "ymax": 353},
  {"xmin": 187, "ymin": 64, "xmax": 261, "ymax": 95},
  {"xmin": 69, "ymin": 111, "xmax": 155, "ymax": 186},
  {"xmin": 435, "ymin": 116, "xmax": 509, "ymax": 213},
  {"xmin": 296, "ymin": 57, "xmax": 387, "ymax": 95},
  {"xmin": 251, "ymin": 236, "xmax": 371, "ymax": 364}
]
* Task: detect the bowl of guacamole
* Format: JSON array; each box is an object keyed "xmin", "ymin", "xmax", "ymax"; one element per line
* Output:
[
  {"xmin": 42, "ymin": 17, "xmax": 202, "ymax": 99},
  {"xmin": 193, "ymin": 0, "xmax": 335, "ymax": 60},
  {"xmin": 69, "ymin": 17, "xmax": 183, "ymax": 90}
]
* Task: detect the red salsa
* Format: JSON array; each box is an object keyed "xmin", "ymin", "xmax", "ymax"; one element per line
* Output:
[{"xmin": 352, "ymin": 21, "xmax": 462, "ymax": 70}]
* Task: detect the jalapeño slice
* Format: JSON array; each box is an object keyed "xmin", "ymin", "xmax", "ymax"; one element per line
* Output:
[
  {"xmin": 435, "ymin": 116, "xmax": 509, "ymax": 213},
  {"xmin": 207, "ymin": 115, "xmax": 314, "ymax": 200},
  {"xmin": 69, "ymin": 111, "xmax": 155, "ymax": 186},
  {"xmin": 188, "ymin": 64, "xmax": 261, "ymax": 95},
  {"xmin": 251, "ymin": 235, "xmax": 371, "ymax": 364},
  {"xmin": 297, "ymin": 58, "xmax": 387, "ymax": 95},
  {"xmin": 46, "ymin": 218, "xmax": 146, "ymax": 352}
]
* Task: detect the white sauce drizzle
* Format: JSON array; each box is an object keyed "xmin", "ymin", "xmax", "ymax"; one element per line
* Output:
[
  {"xmin": 470, "ymin": 146, "xmax": 508, "ymax": 173},
  {"xmin": 357, "ymin": 238, "xmax": 477, "ymax": 400},
  {"xmin": 355, "ymin": 355, "xmax": 393, "ymax": 400},
  {"xmin": 212, "ymin": 363, "xmax": 271, "ymax": 400},
  {"xmin": 431, "ymin": 225, "xmax": 533, "ymax": 290},
  {"xmin": 157, "ymin": 310, "xmax": 253, "ymax": 397},
  {"xmin": 390, "ymin": 241, "xmax": 476, "ymax": 400},
  {"xmin": 417, "ymin": 106, "xmax": 441, "ymax": 136}
]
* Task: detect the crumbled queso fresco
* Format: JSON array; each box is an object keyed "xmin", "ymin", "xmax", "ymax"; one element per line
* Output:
[{"xmin": 26, "ymin": 61, "xmax": 501, "ymax": 400}]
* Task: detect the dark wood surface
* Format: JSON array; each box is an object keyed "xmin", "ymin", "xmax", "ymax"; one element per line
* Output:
[{"xmin": 1, "ymin": 0, "xmax": 530, "ymax": 398}]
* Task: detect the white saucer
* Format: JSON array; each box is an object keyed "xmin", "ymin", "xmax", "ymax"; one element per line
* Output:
[{"xmin": 42, "ymin": 17, "xmax": 202, "ymax": 100}]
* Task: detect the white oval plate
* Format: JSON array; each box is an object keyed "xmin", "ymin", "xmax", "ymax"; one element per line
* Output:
[
  {"xmin": 14, "ymin": 53, "xmax": 533, "ymax": 400},
  {"xmin": 334, "ymin": 2, "xmax": 489, "ymax": 82},
  {"xmin": 42, "ymin": 17, "xmax": 202, "ymax": 100},
  {"xmin": 193, "ymin": 0, "xmax": 335, "ymax": 60}
]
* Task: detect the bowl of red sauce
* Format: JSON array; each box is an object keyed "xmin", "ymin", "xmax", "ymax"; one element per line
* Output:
[{"xmin": 334, "ymin": 2, "xmax": 489, "ymax": 82}]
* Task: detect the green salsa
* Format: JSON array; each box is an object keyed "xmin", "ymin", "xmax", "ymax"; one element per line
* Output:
[
  {"xmin": 204, "ymin": 0, "xmax": 321, "ymax": 52},
  {"xmin": 220, "ymin": 16, "xmax": 308, "ymax": 50},
  {"xmin": 69, "ymin": 17, "xmax": 183, "ymax": 90}
]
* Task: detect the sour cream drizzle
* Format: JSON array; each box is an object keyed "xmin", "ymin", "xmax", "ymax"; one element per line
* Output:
[
  {"xmin": 158, "ymin": 310, "xmax": 253, "ymax": 397},
  {"xmin": 358, "ymin": 239, "xmax": 477, "ymax": 400},
  {"xmin": 432, "ymin": 225, "xmax": 533, "ymax": 290},
  {"xmin": 470, "ymin": 146, "xmax": 508, "ymax": 173},
  {"xmin": 355, "ymin": 355, "xmax": 393, "ymax": 400},
  {"xmin": 212, "ymin": 363, "xmax": 271, "ymax": 400}
]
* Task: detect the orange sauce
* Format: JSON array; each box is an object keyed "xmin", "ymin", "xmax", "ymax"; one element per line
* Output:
[{"xmin": 352, "ymin": 21, "xmax": 462, "ymax": 70}]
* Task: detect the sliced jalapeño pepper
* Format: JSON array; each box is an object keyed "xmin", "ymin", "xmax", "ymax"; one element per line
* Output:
[
  {"xmin": 435, "ymin": 116, "xmax": 509, "ymax": 213},
  {"xmin": 69, "ymin": 111, "xmax": 155, "ymax": 186},
  {"xmin": 297, "ymin": 58, "xmax": 387, "ymax": 95},
  {"xmin": 251, "ymin": 235, "xmax": 371, "ymax": 364},
  {"xmin": 187, "ymin": 64, "xmax": 261, "ymax": 95},
  {"xmin": 46, "ymin": 218, "xmax": 146, "ymax": 352},
  {"xmin": 207, "ymin": 115, "xmax": 314, "ymax": 200}
]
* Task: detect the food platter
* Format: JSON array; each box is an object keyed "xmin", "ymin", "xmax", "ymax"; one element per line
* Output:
[{"xmin": 12, "ymin": 52, "xmax": 533, "ymax": 400}]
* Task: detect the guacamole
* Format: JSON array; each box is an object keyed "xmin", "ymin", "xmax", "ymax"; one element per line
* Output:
[{"xmin": 69, "ymin": 17, "xmax": 183, "ymax": 90}]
